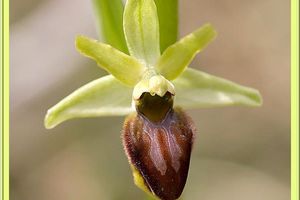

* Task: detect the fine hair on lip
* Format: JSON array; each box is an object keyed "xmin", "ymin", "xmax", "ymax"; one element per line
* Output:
[{"xmin": 122, "ymin": 107, "xmax": 196, "ymax": 200}]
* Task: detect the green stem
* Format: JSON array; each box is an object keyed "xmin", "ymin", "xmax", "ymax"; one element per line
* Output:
[{"xmin": 92, "ymin": 0, "xmax": 128, "ymax": 53}]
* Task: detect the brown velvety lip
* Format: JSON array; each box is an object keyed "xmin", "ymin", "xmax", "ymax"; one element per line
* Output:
[{"xmin": 122, "ymin": 106, "xmax": 195, "ymax": 200}]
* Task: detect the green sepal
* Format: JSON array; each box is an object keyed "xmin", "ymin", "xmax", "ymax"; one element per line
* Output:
[
  {"xmin": 156, "ymin": 24, "xmax": 217, "ymax": 80},
  {"xmin": 173, "ymin": 68, "xmax": 263, "ymax": 108},
  {"xmin": 44, "ymin": 75, "xmax": 134, "ymax": 129},
  {"xmin": 92, "ymin": 0, "xmax": 128, "ymax": 53},
  {"xmin": 76, "ymin": 35, "xmax": 146, "ymax": 86},
  {"xmin": 123, "ymin": 0, "xmax": 161, "ymax": 65}
]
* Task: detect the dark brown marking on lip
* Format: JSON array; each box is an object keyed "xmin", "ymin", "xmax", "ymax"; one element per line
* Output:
[
  {"xmin": 135, "ymin": 92, "xmax": 174, "ymax": 123},
  {"xmin": 122, "ymin": 102, "xmax": 195, "ymax": 200}
]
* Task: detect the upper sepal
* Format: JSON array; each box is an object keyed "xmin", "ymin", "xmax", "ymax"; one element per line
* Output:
[{"xmin": 123, "ymin": 0, "xmax": 161, "ymax": 65}]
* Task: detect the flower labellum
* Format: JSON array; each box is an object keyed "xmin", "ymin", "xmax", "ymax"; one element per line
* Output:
[{"xmin": 123, "ymin": 90, "xmax": 195, "ymax": 200}]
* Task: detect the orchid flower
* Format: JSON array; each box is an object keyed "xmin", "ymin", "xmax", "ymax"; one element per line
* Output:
[{"xmin": 44, "ymin": 0, "xmax": 262, "ymax": 199}]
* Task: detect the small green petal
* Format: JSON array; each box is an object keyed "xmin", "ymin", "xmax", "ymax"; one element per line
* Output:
[
  {"xmin": 123, "ymin": 0, "xmax": 160, "ymax": 65},
  {"xmin": 173, "ymin": 68, "xmax": 263, "ymax": 108},
  {"xmin": 76, "ymin": 35, "xmax": 146, "ymax": 86},
  {"xmin": 44, "ymin": 75, "xmax": 134, "ymax": 129},
  {"xmin": 156, "ymin": 24, "xmax": 217, "ymax": 80}
]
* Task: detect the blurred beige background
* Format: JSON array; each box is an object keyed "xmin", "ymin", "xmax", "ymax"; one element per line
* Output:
[{"xmin": 10, "ymin": 0, "xmax": 290, "ymax": 199}]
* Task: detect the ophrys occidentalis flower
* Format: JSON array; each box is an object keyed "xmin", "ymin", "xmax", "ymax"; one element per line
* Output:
[{"xmin": 45, "ymin": 0, "xmax": 262, "ymax": 199}]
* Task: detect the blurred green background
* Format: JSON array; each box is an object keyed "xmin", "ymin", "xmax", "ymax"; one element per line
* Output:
[{"xmin": 10, "ymin": 0, "xmax": 290, "ymax": 199}]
